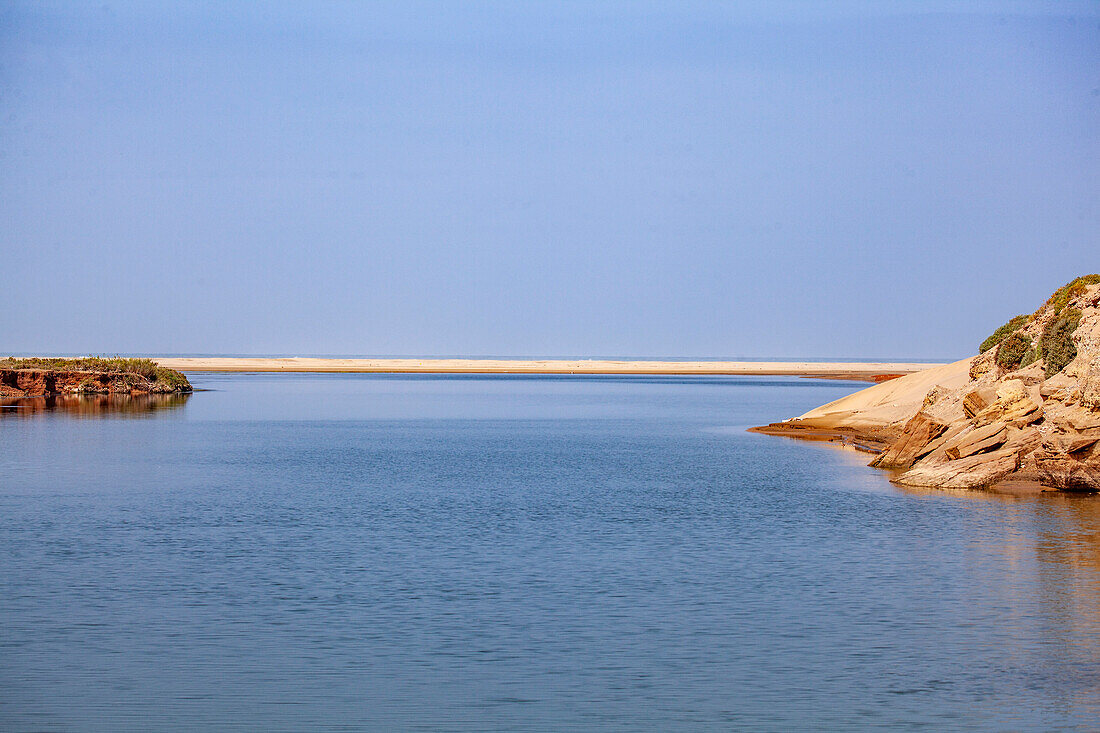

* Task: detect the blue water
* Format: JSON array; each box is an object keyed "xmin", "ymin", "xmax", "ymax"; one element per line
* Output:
[{"xmin": 2, "ymin": 374, "xmax": 1099, "ymax": 731}]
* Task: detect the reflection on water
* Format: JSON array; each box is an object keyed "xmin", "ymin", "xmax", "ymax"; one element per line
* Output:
[
  {"xmin": 2, "ymin": 373, "xmax": 1099, "ymax": 731},
  {"xmin": 0, "ymin": 392, "xmax": 190, "ymax": 418},
  {"xmin": 895, "ymin": 483, "xmax": 1100, "ymax": 571},
  {"xmin": 860, "ymin": 478, "xmax": 1100, "ymax": 728}
]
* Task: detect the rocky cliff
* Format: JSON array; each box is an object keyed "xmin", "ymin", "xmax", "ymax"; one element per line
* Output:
[{"xmin": 752, "ymin": 276, "xmax": 1100, "ymax": 492}]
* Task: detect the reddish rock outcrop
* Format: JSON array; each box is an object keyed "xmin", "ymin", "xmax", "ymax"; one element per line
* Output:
[{"xmin": 0, "ymin": 368, "xmax": 189, "ymax": 398}]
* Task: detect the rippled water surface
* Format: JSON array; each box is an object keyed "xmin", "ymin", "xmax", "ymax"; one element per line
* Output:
[{"xmin": 2, "ymin": 374, "xmax": 1099, "ymax": 731}]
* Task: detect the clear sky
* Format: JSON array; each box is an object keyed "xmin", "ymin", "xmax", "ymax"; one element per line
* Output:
[{"xmin": 1, "ymin": 1, "xmax": 1097, "ymax": 360}]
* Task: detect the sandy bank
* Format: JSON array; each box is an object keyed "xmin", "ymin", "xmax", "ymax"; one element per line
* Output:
[
  {"xmin": 749, "ymin": 358, "xmax": 974, "ymax": 450},
  {"xmin": 151, "ymin": 357, "xmax": 943, "ymax": 380}
]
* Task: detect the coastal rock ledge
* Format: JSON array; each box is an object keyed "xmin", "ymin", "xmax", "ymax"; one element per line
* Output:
[
  {"xmin": 751, "ymin": 276, "xmax": 1100, "ymax": 492},
  {"xmin": 0, "ymin": 358, "xmax": 192, "ymax": 397}
]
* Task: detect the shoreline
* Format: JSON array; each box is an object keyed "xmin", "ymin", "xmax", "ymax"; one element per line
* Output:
[
  {"xmin": 747, "ymin": 424, "xmax": 893, "ymax": 453},
  {"xmin": 151, "ymin": 357, "xmax": 945, "ymax": 381}
]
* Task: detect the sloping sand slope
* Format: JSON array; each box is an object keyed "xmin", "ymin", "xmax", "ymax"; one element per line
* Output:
[{"xmin": 796, "ymin": 357, "xmax": 974, "ymax": 433}]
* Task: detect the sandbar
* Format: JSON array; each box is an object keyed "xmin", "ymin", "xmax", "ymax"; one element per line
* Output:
[{"xmin": 152, "ymin": 357, "xmax": 945, "ymax": 381}]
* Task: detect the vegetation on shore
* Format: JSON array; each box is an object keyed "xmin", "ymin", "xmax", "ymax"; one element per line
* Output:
[
  {"xmin": 1039, "ymin": 308, "xmax": 1082, "ymax": 377},
  {"xmin": 979, "ymin": 314, "xmax": 1028, "ymax": 354},
  {"xmin": 0, "ymin": 357, "xmax": 191, "ymax": 391},
  {"xmin": 994, "ymin": 331, "xmax": 1031, "ymax": 370},
  {"xmin": 977, "ymin": 274, "xmax": 1098, "ymax": 379}
]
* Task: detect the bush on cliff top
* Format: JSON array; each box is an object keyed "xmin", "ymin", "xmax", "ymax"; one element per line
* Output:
[
  {"xmin": 1039, "ymin": 308, "xmax": 1082, "ymax": 377},
  {"xmin": 1042, "ymin": 274, "xmax": 1100, "ymax": 316},
  {"xmin": 979, "ymin": 314, "xmax": 1029, "ymax": 354},
  {"xmin": 0, "ymin": 357, "xmax": 190, "ymax": 390}
]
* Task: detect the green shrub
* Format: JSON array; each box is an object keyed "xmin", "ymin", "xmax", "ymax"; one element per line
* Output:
[
  {"xmin": 1020, "ymin": 346, "xmax": 1040, "ymax": 368},
  {"xmin": 154, "ymin": 368, "xmax": 191, "ymax": 390},
  {"xmin": 995, "ymin": 332, "xmax": 1031, "ymax": 370},
  {"xmin": 1042, "ymin": 274, "xmax": 1100, "ymax": 316},
  {"xmin": 979, "ymin": 314, "xmax": 1029, "ymax": 354},
  {"xmin": 1039, "ymin": 308, "xmax": 1082, "ymax": 377}
]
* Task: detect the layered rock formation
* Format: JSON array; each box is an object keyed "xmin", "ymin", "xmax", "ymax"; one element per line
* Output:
[{"xmin": 752, "ymin": 277, "xmax": 1100, "ymax": 492}]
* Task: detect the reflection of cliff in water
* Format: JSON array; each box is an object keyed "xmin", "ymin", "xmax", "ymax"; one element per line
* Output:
[
  {"xmin": 1009, "ymin": 494, "xmax": 1100, "ymax": 718},
  {"xmin": 0, "ymin": 392, "xmax": 191, "ymax": 418},
  {"xmin": 880, "ymin": 484, "xmax": 1100, "ymax": 723},
  {"xmin": 899, "ymin": 485, "xmax": 1100, "ymax": 564}
]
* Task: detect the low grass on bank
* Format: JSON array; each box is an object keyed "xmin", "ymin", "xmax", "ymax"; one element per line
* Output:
[{"xmin": 1, "ymin": 357, "xmax": 190, "ymax": 390}]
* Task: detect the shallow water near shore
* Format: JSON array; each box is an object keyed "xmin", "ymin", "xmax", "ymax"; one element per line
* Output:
[{"xmin": 2, "ymin": 373, "xmax": 1099, "ymax": 731}]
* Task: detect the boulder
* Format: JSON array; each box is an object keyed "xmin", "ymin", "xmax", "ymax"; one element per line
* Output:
[
  {"xmin": 942, "ymin": 423, "xmax": 1008, "ymax": 460},
  {"xmin": 869, "ymin": 411, "xmax": 949, "ymax": 470},
  {"xmin": 897, "ymin": 445, "xmax": 1021, "ymax": 490},
  {"xmin": 1031, "ymin": 443, "xmax": 1100, "ymax": 492},
  {"xmin": 973, "ymin": 380, "xmax": 1042, "ymax": 427},
  {"xmin": 962, "ymin": 387, "xmax": 997, "ymax": 418}
]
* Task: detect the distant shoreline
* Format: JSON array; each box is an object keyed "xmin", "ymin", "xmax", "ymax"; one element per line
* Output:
[{"xmin": 152, "ymin": 357, "xmax": 944, "ymax": 381}]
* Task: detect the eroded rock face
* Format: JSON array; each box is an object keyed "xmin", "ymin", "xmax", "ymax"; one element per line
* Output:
[
  {"xmin": 897, "ymin": 444, "xmax": 1023, "ymax": 490},
  {"xmin": 962, "ymin": 387, "xmax": 996, "ymax": 418},
  {"xmin": 869, "ymin": 411, "xmax": 948, "ymax": 470},
  {"xmin": 0, "ymin": 369, "xmax": 186, "ymax": 397},
  {"xmin": 971, "ymin": 380, "xmax": 1043, "ymax": 427},
  {"xmin": 942, "ymin": 423, "xmax": 1008, "ymax": 460},
  {"xmin": 1082, "ymin": 363, "xmax": 1100, "ymax": 410}
]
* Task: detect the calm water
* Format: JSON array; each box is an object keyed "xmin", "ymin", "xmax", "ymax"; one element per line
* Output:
[{"xmin": 2, "ymin": 374, "xmax": 1099, "ymax": 731}]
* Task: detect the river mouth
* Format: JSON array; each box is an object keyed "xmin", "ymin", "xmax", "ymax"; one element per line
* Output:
[{"xmin": 3, "ymin": 372, "xmax": 1099, "ymax": 731}]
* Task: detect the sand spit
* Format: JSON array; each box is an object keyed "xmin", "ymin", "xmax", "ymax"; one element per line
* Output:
[{"xmin": 152, "ymin": 358, "xmax": 942, "ymax": 380}]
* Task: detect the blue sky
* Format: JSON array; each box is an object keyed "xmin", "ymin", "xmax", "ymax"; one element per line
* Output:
[{"xmin": 1, "ymin": 1, "xmax": 1097, "ymax": 359}]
